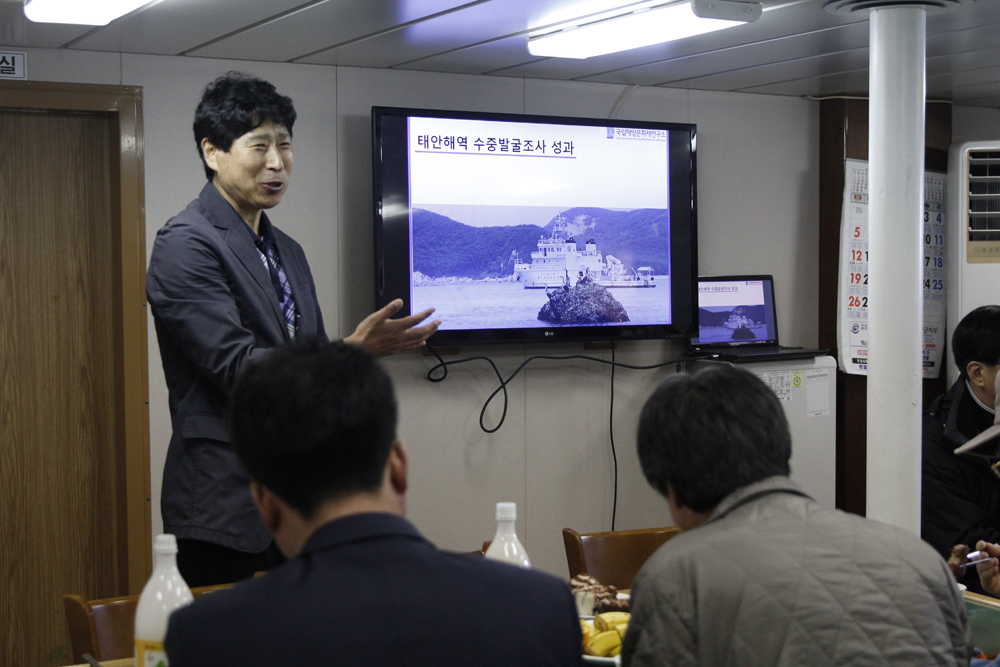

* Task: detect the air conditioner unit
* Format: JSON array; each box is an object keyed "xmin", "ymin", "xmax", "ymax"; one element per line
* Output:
[{"xmin": 947, "ymin": 141, "xmax": 1000, "ymax": 384}]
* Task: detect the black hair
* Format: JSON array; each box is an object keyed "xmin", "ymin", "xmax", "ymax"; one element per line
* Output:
[
  {"xmin": 193, "ymin": 72, "xmax": 297, "ymax": 180},
  {"xmin": 230, "ymin": 339, "xmax": 398, "ymax": 519},
  {"xmin": 952, "ymin": 305, "xmax": 1000, "ymax": 378},
  {"xmin": 636, "ymin": 365, "xmax": 791, "ymax": 513}
]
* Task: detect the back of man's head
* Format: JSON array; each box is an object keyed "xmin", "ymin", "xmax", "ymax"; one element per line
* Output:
[
  {"xmin": 952, "ymin": 305, "xmax": 1000, "ymax": 378},
  {"xmin": 193, "ymin": 71, "xmax": 297, "ymax": 180},
  {"xmin": 230, "ymin": 339, "xmax": 398, "ymax": 519},
  {"xmin": 637, "ymin": 365, "xmax": 791, "ymax": 512}
]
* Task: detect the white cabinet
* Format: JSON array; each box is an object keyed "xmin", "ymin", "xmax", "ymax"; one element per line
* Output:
[{"xmin": 690, "ymin": 355, "xmax": 838, "ymax": 509}]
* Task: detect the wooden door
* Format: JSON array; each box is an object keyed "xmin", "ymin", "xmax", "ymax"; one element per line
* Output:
[{"xmin": 0, "ymin": 84, "xmax": 149, "ymax": 667}]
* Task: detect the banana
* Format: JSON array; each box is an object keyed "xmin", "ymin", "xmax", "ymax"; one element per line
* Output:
[
  {"xmin": 579, "ymin": 619, "xmax": 592, "ymax": 647},
  {"xmin": 595, "ymin": 611, "xmax": 630, "ymax": 632},
  {"xmin": 610, "ymin": 644, "xmax": 622, "ymax": 657},
  {"xmin": 616, "ymin": 622, "xmax": 628, "ymax": 639},
  {"xmin": 584, "ymin": 630, "xmax": 622, "ymax": 657}
]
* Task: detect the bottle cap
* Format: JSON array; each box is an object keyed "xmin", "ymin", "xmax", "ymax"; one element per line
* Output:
[
  {"xmin": 153, "ymin": 533, "xmax": 178, "ymax": 554},
  {"xmin": 496, "ymin": 502, "xmax": 516, "ymax": 520}
]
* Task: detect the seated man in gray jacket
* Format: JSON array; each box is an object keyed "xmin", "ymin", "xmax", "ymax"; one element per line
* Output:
[{"xmin": 622, "ymin": 365, "xmax": 971, "ymax": 667}]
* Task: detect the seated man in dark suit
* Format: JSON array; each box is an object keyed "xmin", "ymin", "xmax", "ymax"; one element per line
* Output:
[
  {"xmin": 922, "ymin": 305, "xmax": 1000, "ymax": 592},
  {"xmin": 164, "ymin": 340, "xmax": 582, "ymax": 667}
]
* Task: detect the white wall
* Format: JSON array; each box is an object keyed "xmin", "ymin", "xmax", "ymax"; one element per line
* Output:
[
  {"xmin": 953, "ymin": 105, "xmax": 1000, "ymax": 145},
  {"xmin": 15, "ymin": 47, "xmax": 820, "ymax": 577}
]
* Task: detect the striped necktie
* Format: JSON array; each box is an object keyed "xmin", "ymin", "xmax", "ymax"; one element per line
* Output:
[{"xmin": 257, "ymin": 240, "xmax": 297, "ymax": 339}]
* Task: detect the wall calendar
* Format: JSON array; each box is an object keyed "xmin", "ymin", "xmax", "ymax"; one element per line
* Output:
[{"xmin": 837, "ymin": 158, "xmax": 947, "ymax": 378}]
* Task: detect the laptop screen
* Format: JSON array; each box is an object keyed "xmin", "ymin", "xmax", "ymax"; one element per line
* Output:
[{"xmin": 691, "ymin": 276, "xmax": 778, "ymax": 347}]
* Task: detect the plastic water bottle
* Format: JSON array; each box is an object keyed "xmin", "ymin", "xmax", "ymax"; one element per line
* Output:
[
  {"xmin": 135, "ymin": 534, "xmax": 193, "ymax": 666},
  {"xmin": 484, "ymin": 502, "xmax": 531, "ymax": 568}
]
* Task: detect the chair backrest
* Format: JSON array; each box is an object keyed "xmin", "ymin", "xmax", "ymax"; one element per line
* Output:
[
  {"xmin": 63, "ymin": 582, "xmax": 234, "ymax": 664},
  {"xmin": 465, "ymin": 541, "xmax": 491, "ymax": 556},
  {"xmin": 562, "ymin": 526, "xmax": 681, "ymax": 590}
]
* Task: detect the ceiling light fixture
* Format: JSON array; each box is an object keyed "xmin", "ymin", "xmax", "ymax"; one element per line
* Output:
[
  {"xmin": 23, "ymin": 0, "xmax": 153, "ymax": 26},
  {"xmin": 527, "ymin": 0, "xmax": 762, "ymax": 59}
]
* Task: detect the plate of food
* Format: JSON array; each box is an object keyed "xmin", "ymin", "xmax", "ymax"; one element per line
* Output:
[
  {"xmin": 580, "ymin": 612, "xmax": 630, "ymax": 662},
  {"xmin": 571, "ymin": 575, "xmax": 631, "ymax": 662},
  {"xmin": 571, "ymin": 574, "xmax": 629, "ymax": 616}
]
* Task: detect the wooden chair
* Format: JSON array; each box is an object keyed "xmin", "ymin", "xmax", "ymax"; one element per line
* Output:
[
  {"xmin": 63, "ymin": 582, "xmax": 233, "ymax": 664},
  {"xmin": 466, "ymin": 541, "xmax": 491, "ymax": 556},
  {"xmin": 562, "ymin": 526, "xmax": 681, "ymax": 590}
]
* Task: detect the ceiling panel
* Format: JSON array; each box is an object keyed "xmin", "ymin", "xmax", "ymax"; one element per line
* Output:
[
  {"xmin": 661, "ymin": 47, "xmax": 870, "ymax": 92},
  {"xmin": 741, "ymin": 41, "xmax": 1000, "ymax": 105},
  {"xmin": 649, "ymin": 7, "xmax": 1000, "ymax": 97},
  {"xmin": 929, "ymin": 65, "xmax": 1000, "ymax": 96},
  {"xmin": 394, "ymin": 34, "xmax": 545, "ymax": 75},
  {"xmin": 580, "ymin": 21, "xmax": 868, "ymax": 85},
  {"xmin": 928, "ymin": 46, "xmax": 1000, "ymax": 79},
  {"xmin": 928, "ymin": 23, "xmax": 1000, "ymax": 58},
  {"xmin": 489, "ymin": 2, "xmax": 864, "ymax": 83},
  {"xmin": 949, "ymin": 81, "xmax": 1000, "ymax": 103},
  {"xmin": 924, "ymin": 0, "xmax": 1000, "ymax": 33},
  {"xmin": 738, "ymin": 67, "xmax": 869, "ymax": 97},
  {"xmin": 68, "ymin": 0, "xmax": 312, "ymax": 54},
  {"xmin": 0, "ymin": 0, "xmax": 997, "ymax": 109},
  {"xmin": 186, "ymin": 0, "xmax": 475, "ymax": 62},
  {"xmin": 395, "ymin": 0, "xmax": 778, "ymax": 75},
  {"xmin": 957, "ymin": 93, "xmax": 1000, "ymax": 107},
  {"xmin": 295, "ymin": 0, "xmax": 551, "ymax": 67},
  {"xmin": 0, "ymin": 1, "xmax": 91, "ymax": 48}
]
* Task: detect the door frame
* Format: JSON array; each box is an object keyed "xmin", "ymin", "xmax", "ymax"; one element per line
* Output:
[{"xmin": 1, "ymin": 80, "xmax": 151, "ymax": 592}]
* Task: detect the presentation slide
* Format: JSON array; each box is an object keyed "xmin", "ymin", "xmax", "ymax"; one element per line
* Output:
[
  {"xmin": 407, "ymin": 116, "xmax": 672, "ymax": 330},
  {"xmin": 695, "ymin": 280, "xmax": 773, "ymax": 344}
]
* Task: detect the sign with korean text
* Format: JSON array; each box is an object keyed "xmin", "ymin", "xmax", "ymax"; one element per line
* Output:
[{"xmin": 0, "ymin": 51, "xmax": 26, "ymax": 80}]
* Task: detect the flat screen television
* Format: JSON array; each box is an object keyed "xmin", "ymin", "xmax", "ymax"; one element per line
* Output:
[{"xmin": 372, "ymin": 106, "xmax": 698, "ymax": 346}]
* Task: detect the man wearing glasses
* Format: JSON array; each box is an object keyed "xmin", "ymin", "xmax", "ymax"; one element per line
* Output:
[{"xmin": 923, "ymin": 305, "xmax": 1000, "ymax": 593}]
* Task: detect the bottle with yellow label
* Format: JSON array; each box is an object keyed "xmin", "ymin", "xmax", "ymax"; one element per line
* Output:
[{"xmin": 135, "ymin": 534, "xmax": 193, "ymax": 666}]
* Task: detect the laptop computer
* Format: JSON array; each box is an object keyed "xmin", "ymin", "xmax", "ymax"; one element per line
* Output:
[{"xmin": 688, "ymin": 275, "xmax": 828, "ymax": 363}]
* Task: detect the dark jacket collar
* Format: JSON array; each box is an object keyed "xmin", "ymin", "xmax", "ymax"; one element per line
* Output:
[
  {"xmin": 197, "ymin": 182, "xmax": 287, "ymax": 333},
  {"xmin": 198, "ymin": 181, "xmax": 246, "ymax": 231},
  {"xmin": 940, "ymin": 378, "xmax": 994, "ymax": 447},
  {"xmin": 198, "ymin": 181, "xmax": 276, "ymax": 239},
  {"xmin": 301, "ymin": 513, "xmax": 425, "ymax": 555}
]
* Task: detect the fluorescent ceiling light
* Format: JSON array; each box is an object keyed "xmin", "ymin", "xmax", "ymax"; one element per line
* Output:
[
  {"xmin": 23, "ymin": 0, "xmax": 153, "ymax": 25},
  {"xmin": 527, "ymin": 0, "xmax": 759, "ymax": 59}
]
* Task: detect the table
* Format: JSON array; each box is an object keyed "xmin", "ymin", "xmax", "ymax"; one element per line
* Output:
[
  {"xmin": 966, "ymin": 591, "xmax": 1000, "ymax": 657},
  {"xmin": 69, "ymin": 659, "xmax": 134, "ymax": 667}
]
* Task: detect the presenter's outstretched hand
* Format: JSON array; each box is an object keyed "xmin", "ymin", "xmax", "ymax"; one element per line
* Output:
[
  {"xmin": 344, "ymin": 299, "xmax": 440, "ymax": 357},
  {"xmin": 976, "ymin": 540, "xmax": 1000, "ymax": 596}
]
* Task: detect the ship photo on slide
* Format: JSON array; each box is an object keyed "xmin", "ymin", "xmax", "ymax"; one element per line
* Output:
[
  {"xmin": 410, "ymin": 203, "xmax": 672, "ymax": 330},
  {"xmin": 697, "ymin": 305, "xmax": 768, "ymax": 344}
]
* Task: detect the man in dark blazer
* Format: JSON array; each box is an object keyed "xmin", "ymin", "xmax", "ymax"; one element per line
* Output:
[
  {"xmin": 164, "ymin": 340, "xmax": 582, "ymax": 667},
  {"xmin": 147, "ymin": 73, "xmax": 439, "ymax": 587}
]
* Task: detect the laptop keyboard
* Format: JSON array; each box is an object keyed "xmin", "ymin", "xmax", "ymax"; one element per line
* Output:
[
  {"xmin": 722, "ymin": 346, "xmax": 781, "ymax": 356},
  {"xmin": 715, "ymin": 345, "xmax": 805, "ymax": 357}
]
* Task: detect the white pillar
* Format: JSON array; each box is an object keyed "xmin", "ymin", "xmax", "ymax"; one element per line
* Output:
[{"xmin": 866, "ymin": 5, "xmax": 926, "ymax": 532}]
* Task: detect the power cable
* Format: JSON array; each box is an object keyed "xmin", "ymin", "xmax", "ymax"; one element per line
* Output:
[{"xmin": 426, "ymin": 347, "xmax": 686, "ymax": 531}]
